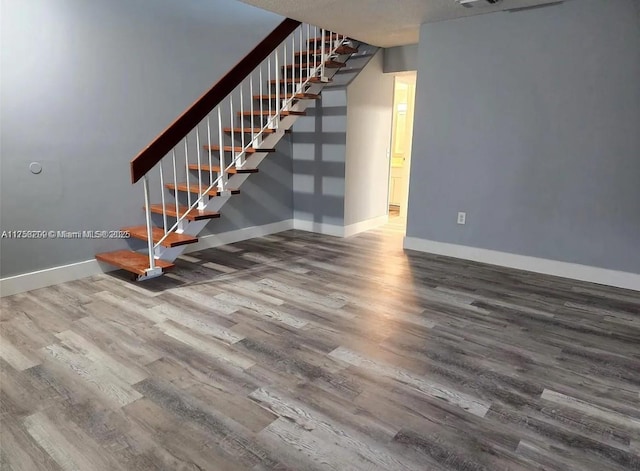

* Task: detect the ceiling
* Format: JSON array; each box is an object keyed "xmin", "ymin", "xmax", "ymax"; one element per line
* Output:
[{"xmin": 238, "ymin": 0, "xmax": 564, "ymax": 47}]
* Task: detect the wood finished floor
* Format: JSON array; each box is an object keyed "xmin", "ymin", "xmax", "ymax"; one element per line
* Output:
[{"xmin": 1, "ymin": 223, "xmax": 639, "ymax": 470}]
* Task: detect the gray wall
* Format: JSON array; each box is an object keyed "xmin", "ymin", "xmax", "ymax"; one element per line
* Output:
[
  {"xmin": 292, "ymin": 49, "xmax": 393, "ymax": 231},
  {"xmin": 345, "ymin": 50, "xmax": 394, "ymax": 226},
  {"xmin": 407, "ymin": 0, "xmax": 640, "ymax": 274},
  {"xmin": 383, "ymin": 44, "xmax": 418, "ymax": 73},
  {"xmin": 0, "ymin": 0, "xmax": 289, "ymax": 277},
  {"xmin": 292, "ymin": 89, "xmax": 347, "ymax": 227}
]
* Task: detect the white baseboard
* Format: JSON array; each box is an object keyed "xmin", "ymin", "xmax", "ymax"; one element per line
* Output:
[
  {"xmin": 1, "ymin": 217, "xmax": 396, "ymax": 297},
  {"xmin": 293, "ymin": 219, "xmax": 345, "ymax": 237},
  {"xmin": 0, "ymin": 259, "xmax": 108, "ymax": 298},
  {"xmin": 403, "ymin": 236, "xmax": 640, "ymax": 292},
  {"xmin": 184, "ymin": 219, "xmax": 294, "ymax": 252},
  {"xmin": 0, "ymin": 220, "xmax": 295, "ymax": 297},
  {"xmin": 343, "ymin": 215, "xmax": 388, "ymax": 238}
]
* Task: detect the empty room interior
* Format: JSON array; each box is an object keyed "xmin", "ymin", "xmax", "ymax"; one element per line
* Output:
[{"xmin": 1, "ymin": 0, "xmax": 639, "ymax": 469}]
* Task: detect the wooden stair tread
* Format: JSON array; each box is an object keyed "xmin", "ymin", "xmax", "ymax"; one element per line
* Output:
[
  {"xmin": 269, "ymin": 77, "xmax": 331, "ymax": 85},
  {"xmin": 254, "ymin": 93, "xmax": 320, "ymax": 100},
  {"xmin": 147, "ymin": 204, "xmax": 220, "ymax": 221},
  {"xmin": 95, "ymin": 250, "xmax": 174, "ymax": 276},
  {"xmin": 203, "ymin": 145, "xmax": 276, "ymax": 153},
  {"xmin": 187, "ymin": 163, "xmax": 258, "ymax": 174},
  {"xmin": 238, "ymin": 110, "xmax": 306, "ymax": 117},
  {"xmin": 296, "ymin": 46, "xmax": 358, "ymax": 56},
  {"xmin": 284, "ymin": 60, "xmax": 345, "ymax": 69},
  {"xmin": 123, "ymin": 226, "xmax": 199, "ymax": 248},
  {"xmin": 224, "ymin": 127, "xmax": 292, "ymax": 134},
  {"xmin": 166, "ymin": 182, "xmax": 240, "ymax": 196}
]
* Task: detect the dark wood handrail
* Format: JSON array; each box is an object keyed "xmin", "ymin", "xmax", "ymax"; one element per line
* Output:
[{"xmin": 130, "ymin": 18, "xmax": 301, "ymax": 183}]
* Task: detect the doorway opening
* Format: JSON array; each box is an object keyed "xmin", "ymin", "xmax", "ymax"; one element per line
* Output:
[{"xmin": 388, "ymin": 73, "xmax": 416, "ymax": 232}]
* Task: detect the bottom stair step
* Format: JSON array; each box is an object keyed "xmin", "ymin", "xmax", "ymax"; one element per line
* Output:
[{"xmin": 95, "ymin": 250, "xmax": 174, "ymax": 276}]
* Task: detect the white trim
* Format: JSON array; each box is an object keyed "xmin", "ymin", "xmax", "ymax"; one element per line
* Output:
[
  {"xmin": 403, "ymin": 237, "xmax": 640, "ymax": 292},
  {"xmin": 183, "ymin": 219, "xmax": 293, "ymax": 252},
  {"xmin": 0, "ymin": 259, "xmax": 108, "ymax": 297},
  {"xmin": 0, "ymin": 220, "xmax": 295, "ymax": 297},
  {"xmin": 0, "ymin": 217, "xmax": 398, "ymax": 297},
  {"xmin": 293, "ymin": 219, "xmax": 345, "ymax": 237},
  {"xmin": 344, "ymin": 214, "xmax": 389, "ymax": 237}
]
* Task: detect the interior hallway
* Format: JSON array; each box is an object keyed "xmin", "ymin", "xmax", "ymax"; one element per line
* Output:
[{"xmin": 1, "ymin": 222, "xmax": 639, "ymax": 470}]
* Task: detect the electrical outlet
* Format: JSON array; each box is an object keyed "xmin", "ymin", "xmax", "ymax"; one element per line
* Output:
[{"xmin": 457, "ymin": 212, "xmax": 466, "ymax": 225}]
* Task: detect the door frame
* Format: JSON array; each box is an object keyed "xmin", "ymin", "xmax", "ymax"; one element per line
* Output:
[{"xmin": 387, "ymin": 72, "xmax": 417, "ymax": 219}]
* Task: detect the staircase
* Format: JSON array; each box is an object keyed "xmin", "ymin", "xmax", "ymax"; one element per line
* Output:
[{"xmin": 95, "ymin": 20, "xmax": 359, "ymax": 280}]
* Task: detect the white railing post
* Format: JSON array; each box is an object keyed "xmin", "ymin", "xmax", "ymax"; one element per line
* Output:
[
  {"xmin": 313, "ymin": 26, "xmax": 317, "ymax": 77},
  {"xmin": 207, "ymin": 116, "xmax": 213, "ymax": 183},
  {"xmin": 291, "ymin": 34, "xmax": 295, "ymax": 95},
  {"xmin": 219, "ymin": 106, "xmax": 227, "ymax": 192},
  {"xmin": 250, "ymin": 75, "xmax": 255, "ymax": 147},
  {"xmin": 260, "ymin": 62, "xmax": 265, "ymax": 146},
  {"xmin": 273, "ymin": 47, "xmax": 280, "ymax": 129},
  {"xmin": 239, "ymin": 83, "xmax": 245, "ymax": 168},
  {"xmin": 240, "ymin": 83, "xmax": 245, "ymax": 151},
  {"xmin": 184, "ymin": 137, "xmax": 191, "ymax": 209},
  {"xmin": 307, "ymin": 24, "xmax": 311, "ymax": 82},
  {"xmin": 172, "ymin": 149, "xmax": 179, "ymax": 223},
  {"xmin": 229, "ymin": 94, "xmax": 235, "ymax": 173},
  {"xmin": 142, "ymin": 174, "xmax": 156, "ymax": 271},
  {"xmin": 196, "ymin": 126, "xmax": 203, "ymax": 207},
  {"xmin": 320, "ymin": 28, "xmax": 327, "ymax": 81},
  {"xmin": 267, "ymin": 57, "xmax": 272, "ymax": 128},
  {"xmin": 159, "ymin": 161, "xmax": 167, "ymax": 234},
  {"xmin": 299, "ymin": 27, "xmax": 304, "ymax": 93},
  {"xmin": 281, "ymin": 40, "xmax": 286, "ymax": 118}
]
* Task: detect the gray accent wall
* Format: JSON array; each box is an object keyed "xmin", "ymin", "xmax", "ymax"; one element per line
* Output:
[
  {"xmin": 292, "ymin": 89, "xmax": 347, "ymax": 228},
  {"xmin": 407, "ymin": 0, "xmax": 640, "ymax": 274},
  {"xmin": 345, "ymin": 50, "xmax": 394, "ymax": 226},
  {"xmin": 292, "ymin": 49, "xmax": 393, "ymax": 231},
  {"xmin": 0, "ymin": 0, "xmax": 289, "ymax": 277},
  {"xmin": 383, "ymin": 44, "xmax": 418, "ymax": 73}
]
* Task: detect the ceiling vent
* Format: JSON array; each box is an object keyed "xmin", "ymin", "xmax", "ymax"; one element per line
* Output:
[{"xmin": 456, "ymin": 0, "xmax": 503, "ymax": 7}]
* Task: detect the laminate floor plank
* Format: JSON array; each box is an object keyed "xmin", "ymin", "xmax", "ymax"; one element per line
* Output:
[{"xmin": 1, "ymin": 222, "xmax": 638, "ymax": 470}]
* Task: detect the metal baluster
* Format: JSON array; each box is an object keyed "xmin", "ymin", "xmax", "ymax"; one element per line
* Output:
[
  {"xmin": 321, "ymin": 28, "xmax": 326, "ymax": 80},
  {"xmin": 307, "ymin": 24, "xmax": 310, "ymax": 82},
  {"xmin": 142, "ymin": 175, "xmax": 155, "ymax": 271},
  {"xmin": 196, "ymin": 125, "xmax": 202, "ymax": 204},
  {"xmin": 229, "ymin": 95, "xmax": 234, "ymax": 183},
  {"xmin": 159, "ymin": 160, "xmax": 167, "ymax": 234},
  {"xmin": 258, "ymin": 58, "xmax": 264, "ymax": 138},
  {"xmin": 240, "ymin": 83, "xmax": 245, "ymax": 155},
  {"xmin": 267, "ymin": 57, "xmax": 271, "ymax": 127},
  {"xmin": 281, "ymin": 41, "xmax": 286, "ymax": 122},
  {"xmin": 184, "ymin": 137, "xmax": 191, "ymax": 208},
  {"xmin": 217, "ymin": 106, "xmax": 225, "ymax": 192},
  {"xmin": 292, "ymin": 33, "xmax": 297, "ymax": 93},
  {"xmin": 250, "ymin": 74, "xmax": 254, "ymax": 147},
  {"xmin": 313, "ymin": 26, "xmax": 317, "ymax": 76},
  {"xmin": 239, "ymin": 83, "xmax": 245, "ymax": 168},
  {"xmin": 207, "ymin": 116, "xmax": 213, "ymax": 183},
  {"xmin": 172, "ymin": 149, "xmax": 179, "ymax": 222},
  {"xmin": 267, "ymin": 48, "xmax": 280, "ymax": 128}
]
